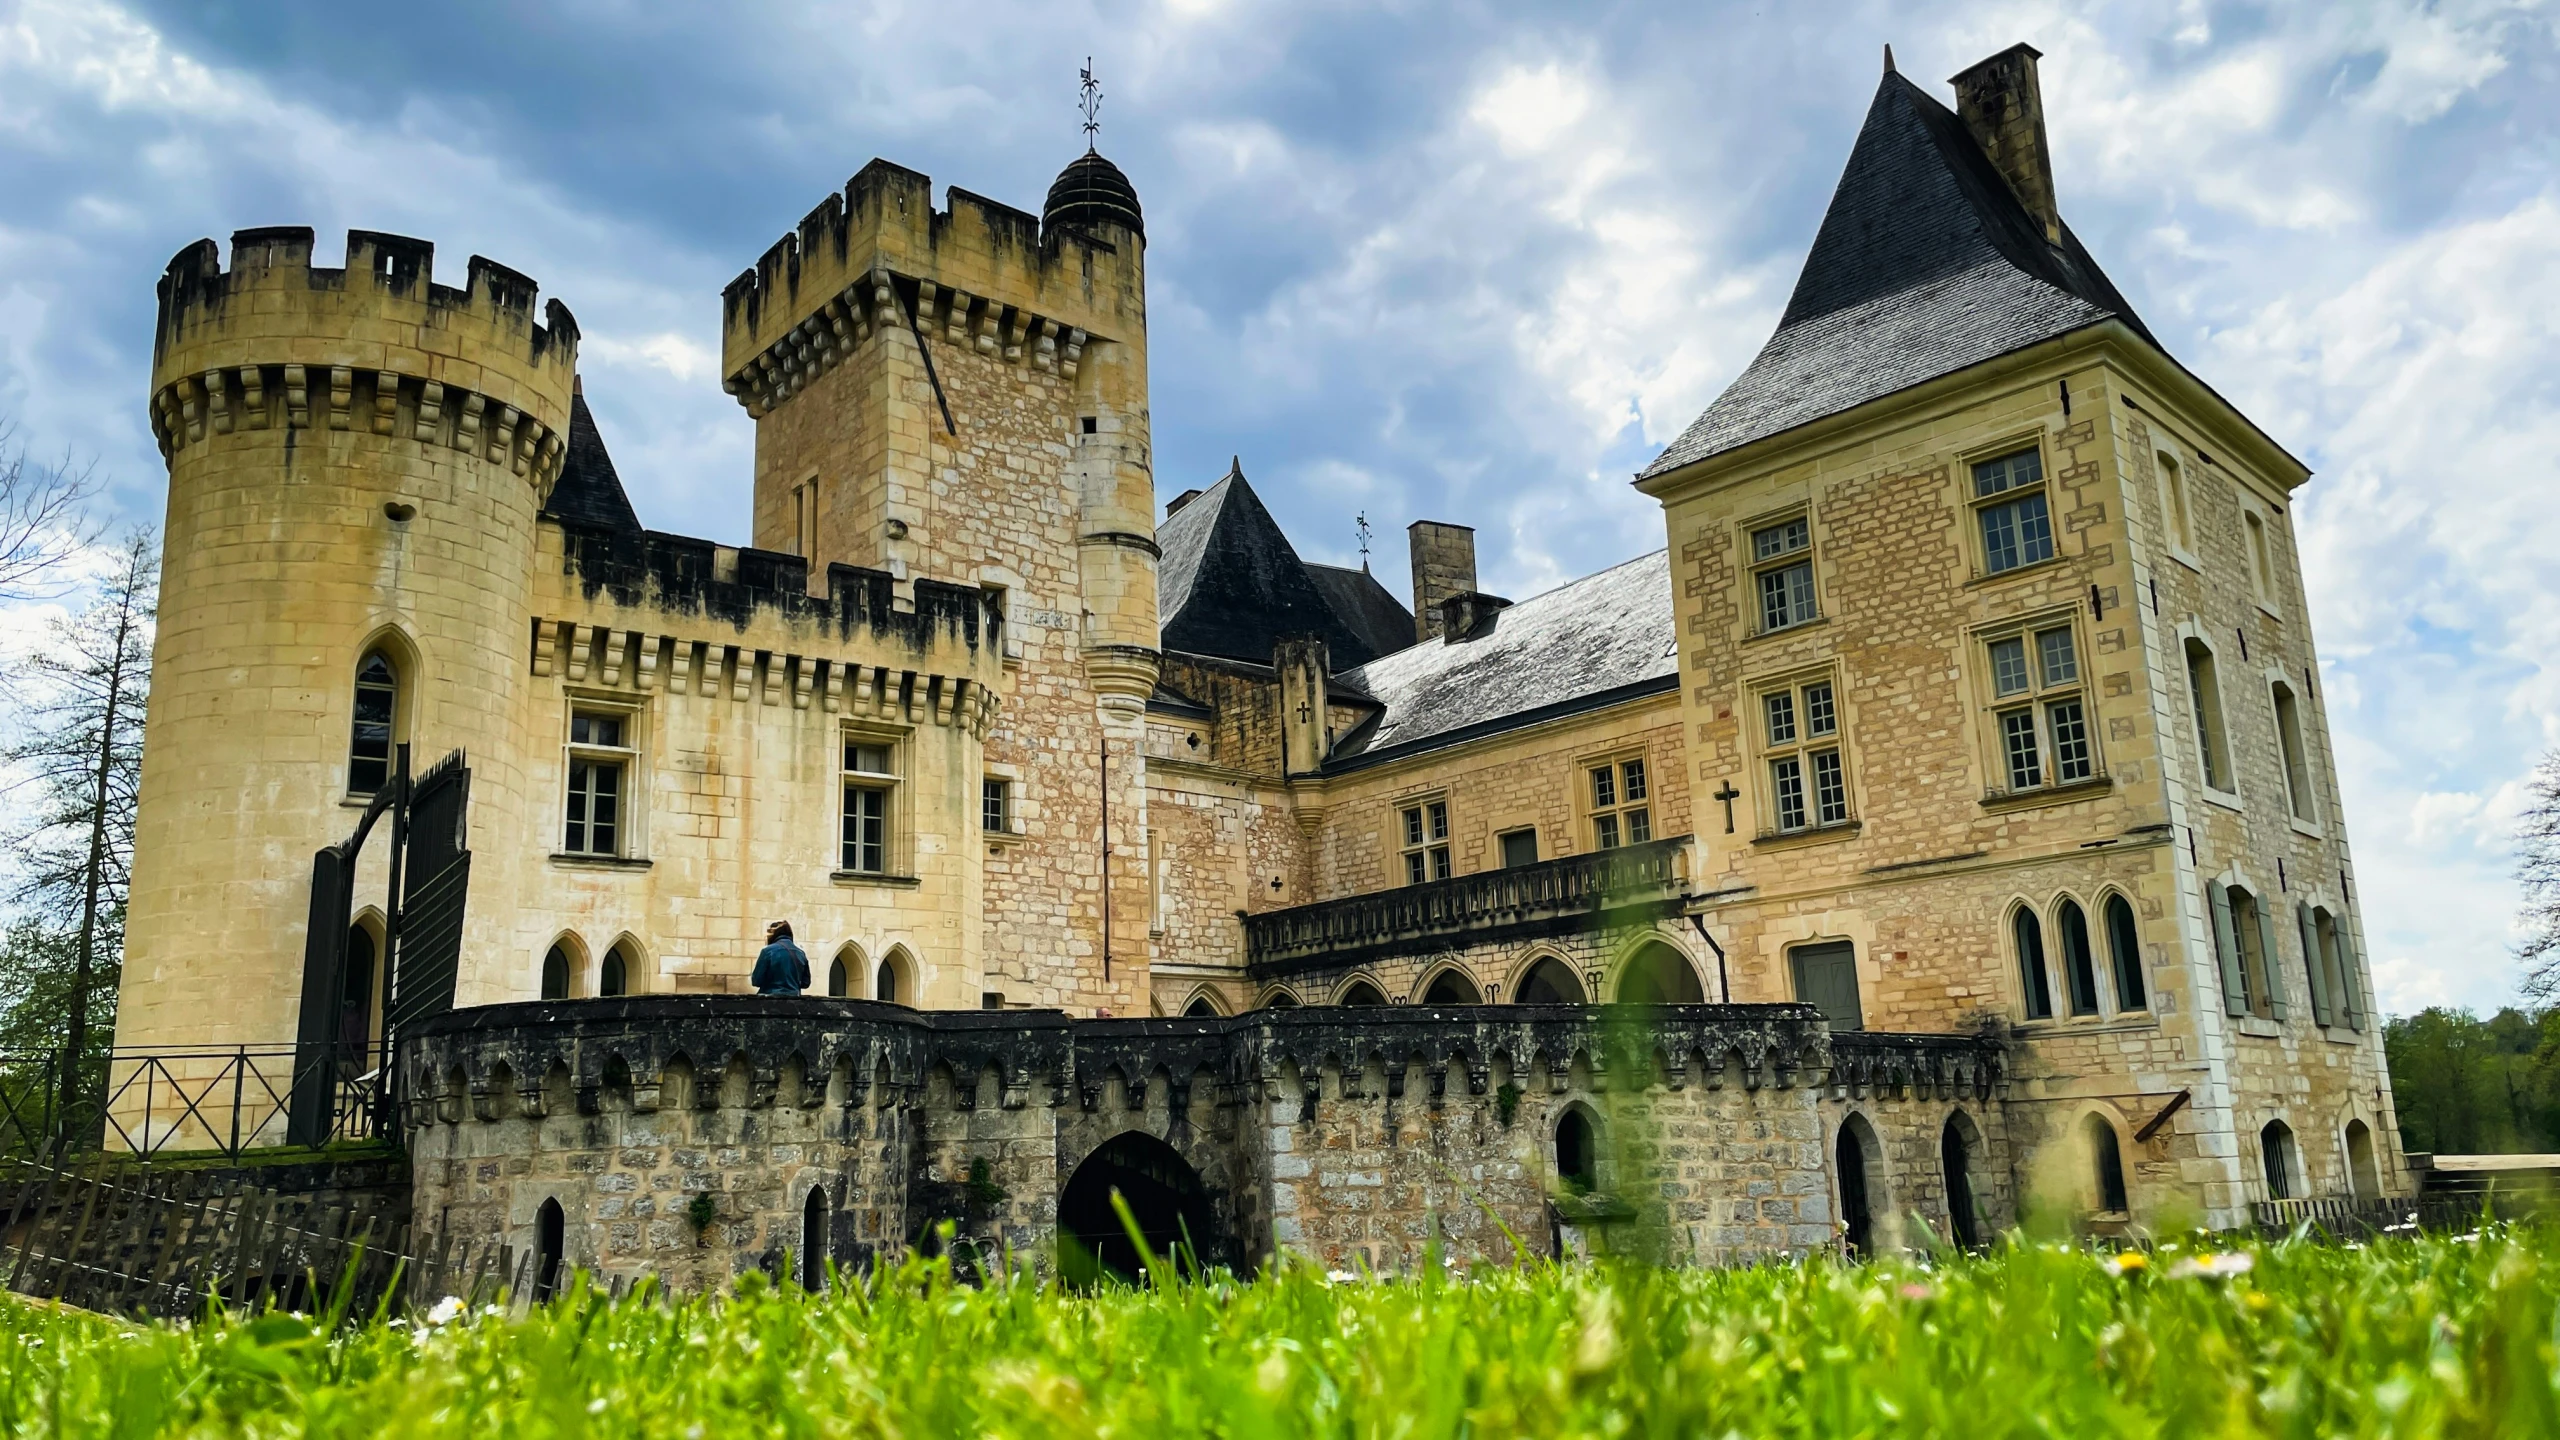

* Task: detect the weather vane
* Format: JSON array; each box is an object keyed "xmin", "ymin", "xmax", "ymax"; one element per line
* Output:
[
  {"xmin": 1356, "ymin": 512, "xmax": 1372, "ymax": 568},
  {"xmin": 1079, "ymin": 58, "xmax": 1103, "ymax": 151}
]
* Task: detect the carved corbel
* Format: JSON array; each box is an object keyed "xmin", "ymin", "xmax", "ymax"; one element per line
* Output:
[
  {"xmin": 240, "ymin": 366, "xmax": 268, "ymax": 429},
  {"xmin": 372, "ymin": 372, "xmax": 399, "ymax": 435},
  {"xmin": 564, "ymin": 625, "xmax": 592, "ymax": 683},
  {"xmin": 598, "ymin": 629, "xmax": 624, "ymax": 687},
  {"xmin": 283, "ymin": 365, "xmax": 309, "ymax": 428},
  {"xmin": 177, "ymin": 375, "xmax": 206, "ymax": 443},
  {"xmin": 1034, "ymin": 320, "xmax": 1060, "ymax": 372},
  {"xmin": 328, "ymin": 366, "xmax": 353, "ymax": 430},
  {"xmin": 1061, "ymin": 327, "xmax": 1087, "ymax": 380},
  {"xmin": 457, "ymin": 392, "xmax": 485, "ymax": 452},
  {"xmin": 792, "ymin": 656, "xmax": 815, "ymax": 709}
]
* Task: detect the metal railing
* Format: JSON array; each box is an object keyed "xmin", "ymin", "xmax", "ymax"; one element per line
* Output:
[
  {"xmin": 0, "ymin": 1044, "xmax": 386, "ymax": 1163},
  {"xmin": 1244, "ymin": 836, "xmax": 1691, "ymax": 973},
  {"xmin": 2248, "ymin": 1194, "xmax": 2510, "ymax": 1237}
]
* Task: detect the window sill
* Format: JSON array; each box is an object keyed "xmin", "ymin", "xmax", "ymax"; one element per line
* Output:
[
  {"xmin": 2167, "ymin": 548, "xmax": 2203, "ymax": 575},
  {"xmin": 832, "ymin": 871, "xmax": 921, "ymax": 889},
  {"xmin": 982, "ymin": 828, "xmax": 1027, "ymax": 850},
  {"xmin": 2014, "ymin": 1013, "xmax": 2159, "ymax": 1038},
  {"xmin": 2287, "ymin": 816, "xmax": 2324, "ymax": 841},
  {"xmin": 341, "ymin": 794, "xmax": 382, "ymax": 809},
  {"xmin": 1965, "ymin": 554, "xmax": 2066, "ymax": 589},
  {"xmin": 1979, "ymin": 774, "xmax": 2114, "ymax": 813},
  {"xmin": 1743, "ymin": 614, "xmax": 1827, "ymax": 645},
  {"xmin": 549, "ymin": 853, "xmax": 652, "ymax": 872},
  {"xmin": 2232, "ymin": 1015, "xmax": 2283, "ymax": 1039},
  {"xmin": 2253, "ymin": 600, "xmax": 2284, "ymax": 624},
  {"xmin": 1751, "ymin": 819, "xmax": 1861, "ymax": 850},
  {"xmin": 2199, "ymin": 786, "xmax": 2244, "ymax": 813},
  {"xmin": 2320, "ymin": 1024, "xmax": 2368, "ymax": 1045}
]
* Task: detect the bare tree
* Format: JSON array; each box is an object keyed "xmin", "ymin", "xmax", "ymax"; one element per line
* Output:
[
  {"xmin": 2520, "ymin": 750, "xmax": 2560, "ymax": 1000},
  {"xmin": 0, "ymin": 418, "xmax": 104, "ymax": 601},
  {"xmin": 0, "ymin": 530, "xmax": 155, "ymax": 1076}
]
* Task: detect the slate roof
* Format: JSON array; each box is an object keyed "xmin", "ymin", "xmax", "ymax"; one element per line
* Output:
[
  {"xmin": 546, "ymin": 391, "xmax": 645, "ymax": 532},
  {"xmin": 1304, "ymin": 563, "xmax": 1416, "ymax": 661},
  {"xmin": 1155, "ymin": 462, "xmax": 1398, "ymax": 669},
  {"xmin": 1328, "ymin": 549, "xmax": 1678, "ymax": 768},
  {"xmin": 1640, "ymin": 69, "xmax": 2157, "ymax": 478}
]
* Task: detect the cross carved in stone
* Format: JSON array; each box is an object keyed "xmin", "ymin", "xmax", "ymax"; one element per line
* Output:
[
  {"xmin": 1296, "ymin": 697, "xmax": 1313, "ymax": 724},
  {"xmin": 1711, "ymin": 780, "xmax": 1741, "ymax": 834}
]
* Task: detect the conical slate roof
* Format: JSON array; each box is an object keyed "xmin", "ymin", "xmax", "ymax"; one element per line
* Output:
[
  {"xmin": 1156, "ymin": 461, "xmax": 1387, "ymax": 668},
  {"xmin": 1641, "ymin": 70, "xmax": 2156, "ymax": 477},
  {"xmin": 546, "ymin": 389, "xmax": 644, "ymax": 532}
]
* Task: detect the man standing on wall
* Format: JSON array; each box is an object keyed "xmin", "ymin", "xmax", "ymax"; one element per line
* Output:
[{"xmin": 753, "ymin": 921, "xmax": 810, "ymax": 997}]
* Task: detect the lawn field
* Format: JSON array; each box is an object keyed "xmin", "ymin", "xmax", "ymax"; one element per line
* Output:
[{"xmin": 0, "ymin": 1228, "xmax": 2554, "ymax": 1438}]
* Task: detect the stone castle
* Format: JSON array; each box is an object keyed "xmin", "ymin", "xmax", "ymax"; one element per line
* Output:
[{"xmin": 117, "ymin": 45, "xmax": 2401, "ymax": 1282}]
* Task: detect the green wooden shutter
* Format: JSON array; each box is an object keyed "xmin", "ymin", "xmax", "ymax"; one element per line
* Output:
[
  {"xmin": 2333, "ymin": 918, "xmax": 2366, "ymax": 1031},
  {"xmin": 2208, "ymin": 883, "xmax": 2246, "ymax": 1016},
  {"xmin": 2297, "ymin": 903, "xmax": 2333, "ymax": 1026},
  {"xmin": 2255, "ymin": 899, "xmax": 2288, "ymax": 1021}
]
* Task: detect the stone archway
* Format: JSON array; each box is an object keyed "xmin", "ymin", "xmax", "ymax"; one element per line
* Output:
[
  {"xmin": 1058, "ymin": 1131, "xmax": 1217, "ymax": 1285},
  {"xmin": 1615, "ymin": 940, "xmax": 1705, "ymax": 1004}
]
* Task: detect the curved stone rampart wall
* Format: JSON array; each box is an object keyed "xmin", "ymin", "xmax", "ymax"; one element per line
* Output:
[{"xmin": 403, "ymin": 998, "xmax": 2010, "ymax": 1287}]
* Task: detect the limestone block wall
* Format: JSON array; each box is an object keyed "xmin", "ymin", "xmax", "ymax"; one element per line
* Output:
[
  {"xmin": 403, "ymin": 999, "xmax": 2009, "ymax": 1287},
  {"xmin": 124, "ymin": 227, "xmax": 574, "ymax": 1052}
]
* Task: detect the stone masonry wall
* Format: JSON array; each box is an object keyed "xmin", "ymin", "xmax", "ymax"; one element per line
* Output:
[{"xmin": 404, "ymin": 998, "xmax": 2008, "ymax": 1286}]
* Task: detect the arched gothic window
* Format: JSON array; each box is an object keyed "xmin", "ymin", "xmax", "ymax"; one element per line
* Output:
[
  {"xmin": 2103, "ymin": 895, "xmax": 2146, "ymax": 1010},
  {"xmin": 2058, "ymin": 900, "xmax": 2101, "ymax": 1015},
  {"xmin": 2015, "ymin": 908, "xmax": 2054, "ymax": 1020},
  {"xmin": 348, "ymin": 651, "xmax": 398, "ymax": 794}
]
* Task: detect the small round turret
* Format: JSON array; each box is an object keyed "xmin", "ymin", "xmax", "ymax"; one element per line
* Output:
[{"xmin": 1043, "ymin": 152, "xmax": 1144, "ymax": 241}]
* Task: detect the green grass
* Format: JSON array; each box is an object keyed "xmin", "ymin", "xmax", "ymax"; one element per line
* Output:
[{"xmin": 1, "ymin": 1227, "xmax": 2556, "ymax": 1437}]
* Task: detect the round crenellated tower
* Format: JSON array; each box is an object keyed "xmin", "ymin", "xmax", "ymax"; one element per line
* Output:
[{"xmin": 121, "ymin": 227, "xmax": 577, "ymax": 1053}]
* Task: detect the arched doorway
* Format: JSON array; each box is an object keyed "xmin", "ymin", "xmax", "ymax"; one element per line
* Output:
[
  {"xmin": 2087, "ymin": 1114, "xmax": 2130, "ymax": 1213},
  {"xmin": 1421, "ymin": 969, "xmax": 1481, "ymax": 1005},
  {"xmin": 801, "ymin": 1186, "xmax": 828, "ymax": 1290},
  {"xmin": 1615, "ymin": 941, "xmax": 1704, "ymax": 1004},
  {"xmin": 2345, "ymin": 1120, "xmax": 2381, "ymax": 1203},
  {"xmin": 533, "ymin": 1197, "xmax": 565, "ymax": 1303},
  {"xmin": 1940, "ymin": 1115, "xmax": 1982, "ymax": 1249},
  {"xmin": 1836, "ymin": 1115, "xmax": 1880, "ymax": 1258},
  {"xmin": 1058, "ymin": 1131, "xmax": 1217, "ymax": 1286},
  {"xmin": 1513, "ymin": 957, "xmax": 1586, "ymax": 1004},
  {"xmin": 2260, "ymin": 1120, "xmax": 2298, "ymax": 1201}
]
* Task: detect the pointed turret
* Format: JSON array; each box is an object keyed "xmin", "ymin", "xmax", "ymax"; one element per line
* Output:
[{"xmin": 1641, "ymin": 56, "xmax": 2156, "ymax": 476}]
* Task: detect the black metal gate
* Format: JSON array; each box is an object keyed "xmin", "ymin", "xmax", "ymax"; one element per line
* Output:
[{"xmin": 287, "ymin": 746, "xmax": 470, "ymax": 1146}]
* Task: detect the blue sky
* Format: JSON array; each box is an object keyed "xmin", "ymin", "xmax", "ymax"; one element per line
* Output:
[{"xmin": 1, "ymin": 0, "xmax": 2553, "ymax": 1015}]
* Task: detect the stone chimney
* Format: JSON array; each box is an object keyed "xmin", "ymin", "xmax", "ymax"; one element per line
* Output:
[
  {"xmin": 1272, "ymin": 635, "xmax": 1330, "ymax": 777},
  {"xmin": 1951, "ymin": 44, "xmax": 2061, "ymax": 244},
  {"xmin": 1408, "ymin": 520, "xmax": 1477, "ymax": 643},
  {"xmin": 1165, "ymin": 488, "xmax": 1203, "ymax": 518}
]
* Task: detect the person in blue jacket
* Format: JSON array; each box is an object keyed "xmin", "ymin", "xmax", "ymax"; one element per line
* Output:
[{"xmin": 751, "ymin": 920, "xmax": 810, "ymax": 997}]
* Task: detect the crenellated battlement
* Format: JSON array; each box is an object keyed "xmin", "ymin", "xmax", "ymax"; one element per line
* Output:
[
  {"xmin": 148, "ymin": 228, "xmax": 579, "ymax": 480},
  {"xmin": 717, "ymin": 159, "xmax": 1143, "ymax": 415}
]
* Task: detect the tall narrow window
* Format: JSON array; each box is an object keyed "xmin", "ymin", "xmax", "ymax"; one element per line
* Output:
[
  {"xmin": 2015, "ymin": 907, "xmax": 2054, "ymax": 1020},
  {"xmin": 540, "ymin": 945, "xmax": 571, "ymax": 1001},
  {"xmin": 2226, "ymin": 885, "xmax": 2280, "ymax": 1021},
  {"xmin": 348, "ymin": 651, "xmax": 398, "ymax": 795},
  {"xmin": 1750, "ymin": 516, "xmax": 1817, "ymax": 632},
  {"xmin": 562, "ymin": 711, "xmax": 631, "ymax": 857},
  {"xmin": 842, "ymin": 739, "xmax": 896, "ymax": 875},
  {"xmin": 2058, "ymin": 900, "xmax": 2101, "ymax": 1016},
  {"xmin": 1761, "ymin": 681, "xmax": 1848, "ymax": 833},
  {"xmin": 1985, "ymin": 624, "xmax": 2093, "ymax": 795},
  {"xmin": 2260, "ymin": 1120, "xmax": 2296, "ymax": 1201},
  {"xmin": 1588, "ymin": 759, "xmax": 1652, "ymax": 848},
  {"xmin": 599, "ymin": 945, "xmax": 629, "ymax": 997},
  {"xmin": 2104, "ymin": 895, "xmax": 2146, "ymax": 1011},
  {"xmin": 874, "ymin": 958, "xmax": 899, "ymax": 1005},
  {"xmin": 1401, "ymin": 798, "xmax": 1452, "ymax": 882},
  {"xmin": 1973, "ymin": 447, "xmax": 2053, "ymax": 575},
  {"xmin": 2245, "ymin": 510, "xmax": 2276, "ymax": 605},
  {"xmin": 2088, "ymin": 1115, "xmax": 2129, "ymax": 1213},
  {"xmin": 2159, "ymin": 451, "xmax": 2194, "ymax": 553},
  {"xmin": 2271, "ymin": 682, "xmax": 2314, "ymax": 821},
  {"xmin": 982, "ymin": 777, "xmax": 1014, "ymax": 835},
  {"xmin": 2184, "ymin": 637, "xmax": 2232, "ymax": 792},
  {"xmin": 2316, "ymin": 908, "xmax": 2363, "ymax": 1031}
]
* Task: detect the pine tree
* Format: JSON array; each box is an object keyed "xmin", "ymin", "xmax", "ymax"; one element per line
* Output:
[{"xmin": 0, "ymin": 530, "xmax": 155, "ymax": 1085}]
